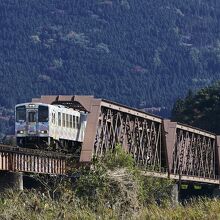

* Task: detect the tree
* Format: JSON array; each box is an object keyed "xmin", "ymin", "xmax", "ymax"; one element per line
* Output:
[{"xmin": 172, "ymin": 81, "xmax": 220, "ymax": 133}]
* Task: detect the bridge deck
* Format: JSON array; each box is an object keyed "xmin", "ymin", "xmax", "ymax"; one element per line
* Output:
[{"xmin": 143, "ymin": 171, "xmax": 219, "ymax": 185}]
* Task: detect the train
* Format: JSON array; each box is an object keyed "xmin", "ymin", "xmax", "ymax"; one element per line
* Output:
[{"xmin": 15, "ymin": 102, "xmax": 87, "ymax": 152}]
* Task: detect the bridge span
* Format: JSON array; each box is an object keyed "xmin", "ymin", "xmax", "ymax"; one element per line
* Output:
[
  {"xmin": 0, "ymin": 95, "xmax": 220, "ymax": 192},
  {"xmin": 28, "ymin": 95, "xmax": 220, "ymax": 186}
]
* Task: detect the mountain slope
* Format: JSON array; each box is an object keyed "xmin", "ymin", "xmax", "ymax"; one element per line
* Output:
[{"xmin": 0, "ymin": 0, "xmax": 220, "ymax": 111}]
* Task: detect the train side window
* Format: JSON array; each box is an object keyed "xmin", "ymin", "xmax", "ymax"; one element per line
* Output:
[
  {"xmin": 52, "ymin": 113, "xmax": 55, "ymax": 124},
  {"xmin": 62, "ymin": 113, "xmax": 65, "ymax": 127},
  {"xmin": 70, "ymin": 115, "xmax": 73, "ymax": 128},
  {"xmin": 77, "ymin": 116, "xmax": 80, "ymax": 128},
  {"xmin": 58, "ymin": 112, "xmax": 61, "ymax": 126},
  {"xmin": 73, "ymin": 115, "xmax": 76, "ymax": 128},
  {"xmin": 66, "ymin": 114, "xmax": 69, "ymax": 128},
  {"xmin": 38, "ymin": 106, "xmax": 49, "ymax": 122}
]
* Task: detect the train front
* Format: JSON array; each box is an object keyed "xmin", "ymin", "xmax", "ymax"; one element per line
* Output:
[{"xmin": 15, "ymin": 103, "xmax": 49, "ymax": 147}]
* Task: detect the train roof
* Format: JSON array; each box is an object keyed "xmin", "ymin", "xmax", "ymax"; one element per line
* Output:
[
  {"xmin": 15, "ymin": 102, "xmax": 49, "ymax": 107},
  {"xmin": 15, "ymin": 102, "xmax": 87, "ymax": 112},
  {"xmin": 50, "ymin": 100, "xmax": 88, "ymax": 112},
  {"xmin": 15, "ymin": 102, "xmax": 69, "ymax": 109}
]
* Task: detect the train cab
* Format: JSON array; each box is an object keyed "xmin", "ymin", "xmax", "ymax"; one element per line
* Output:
[
  {"xmin": 15, "ymin": 103, "xmax": 49, "ymax": 147},
  {"xmin": 15, "ymin": 103, "xmax": 87, "ymax": 150}
]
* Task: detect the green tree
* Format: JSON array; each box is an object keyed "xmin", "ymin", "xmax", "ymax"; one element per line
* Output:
[{"xmin": 172, "ymin": 81, "xmax": 220, "ymax": 133}]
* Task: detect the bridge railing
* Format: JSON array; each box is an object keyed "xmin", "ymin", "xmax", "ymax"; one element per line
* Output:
[{"xmin": 0, "ymin": 145, "xmax": 69, "ymax": 174}]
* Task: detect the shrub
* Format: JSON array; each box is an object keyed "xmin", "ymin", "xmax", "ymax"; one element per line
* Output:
[
  {"xmin": 99, "ymin": 143, "xmax": 135, "ymax": 170},
  {"xmin": 74, "ymin": 144, "xmax": 173, "ymax": 214}
]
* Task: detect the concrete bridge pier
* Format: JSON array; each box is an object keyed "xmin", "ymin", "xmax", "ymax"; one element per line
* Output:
[
  {"xmin": 0, "ymin": 171, "xmax": 23, "ymax": 191},
  {"xmin": 171, "ymin": 183, "xmax": 179, "ymax": 204}
]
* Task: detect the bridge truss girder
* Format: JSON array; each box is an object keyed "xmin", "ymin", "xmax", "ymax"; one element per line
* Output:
[
  {"xmin": 94, "ymin": 107, "xmax": 164, "ymax": 172},
  {"xmin": 32, "ymin": 95, "xmax": 220, "ymax": 183}
]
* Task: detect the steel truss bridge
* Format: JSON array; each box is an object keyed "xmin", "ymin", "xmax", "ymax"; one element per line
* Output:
[{"xmin": 1, "ymin": 95, "xmax": 220, "ymax": 185}]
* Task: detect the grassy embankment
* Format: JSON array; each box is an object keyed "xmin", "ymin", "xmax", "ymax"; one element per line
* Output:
[{"xmin": 0, "ymin": 145, "xmax": 220, "ymax": 220}]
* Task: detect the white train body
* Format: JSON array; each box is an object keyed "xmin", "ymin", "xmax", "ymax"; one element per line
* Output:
[{"xmin": 15, "ymin": 103, "xmax": 87, "ymax": 148}]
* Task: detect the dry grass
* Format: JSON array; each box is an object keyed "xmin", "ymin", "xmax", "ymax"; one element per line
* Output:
[
  {"xmin": 1, "ymin": 147, "xmax": 218, "ymax": 220},
  {"xmin": 1, "ymin": 190, "xmax": 220, "ymax": 220},
  {"xmin": 138, "ymin": 198, "xmax": 220, "ymax": 220}
]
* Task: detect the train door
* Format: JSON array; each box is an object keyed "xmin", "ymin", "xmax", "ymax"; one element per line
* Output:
[{"xmin": 27, "ymin": 109, "xmax": 38, "ymax": 135}]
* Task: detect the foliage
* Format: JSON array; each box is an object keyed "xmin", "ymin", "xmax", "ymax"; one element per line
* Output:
[
  {"xmin": 0, "ymin": 0, "xmax": 220, "ymax": 112},
  {"xmin": 1, "ymin": 190, "xmax": 220, "ymax": 219},
  {"xmin": 74, "ymin": 165, "xmax": 107, "ymax": 201},
  {"xmin": 172, "ymin": 81, "xmax": 220, "ymax": 133},
  {"xmin": 1, "ymin": 0, "xmax": 220, "ymax": 137},
  {"xmin": 138, "ymin": 198, "xmax": 220, "ymax": 220},
  {"xmin": 99, "ymin": 143, "xmax": 135, "ymax": 170},
  {"xmin": 0, "ymin": 189, "xmax": 100, "ymax": 220},
  {"xmin": 74, "ymin": 144, "xmax": 173, "ymax": 214},
  {"xmin": 31, "ymin": 174, "xmax": 71, "ymax": 199},
  {"xmin": 74, "ymin": 145, "xmax": 138, "ymax": 212},
  {"xmin": 140, "ymin": 176, "xmax": 173, "ymax": 205}
]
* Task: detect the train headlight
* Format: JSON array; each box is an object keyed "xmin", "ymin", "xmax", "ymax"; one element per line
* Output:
[
  {"xmin": 28, "ymin": 104, "xmax": 35, "ymax": 108},
  {"xmin": 40, "ymin": 130, "xmax": 48, "ymax": 134},
  {"xmin": 17, "ymin": 130, "xmax": 24, "ymax": 134}
]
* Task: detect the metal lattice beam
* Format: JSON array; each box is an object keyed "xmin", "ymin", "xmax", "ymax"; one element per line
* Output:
[
  {"xmin": 93, "ymin": 106, "xmax": 164, "ymax": 172},
  {"xmin": 172, "ymin": 127, "xmax": 216, "ymax": 179}
]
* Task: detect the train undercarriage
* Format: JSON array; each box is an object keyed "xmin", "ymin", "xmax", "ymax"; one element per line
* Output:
[{"xmin": 16, "ymin": 137, "xmax": 82, "ymax": 156}]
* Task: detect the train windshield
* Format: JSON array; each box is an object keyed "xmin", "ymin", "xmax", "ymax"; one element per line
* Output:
[
  {"xmin": 38, "ymin": 106, "xmax": 49, "ymax": 122},
  {"xmin": 16, "ymin": 106, "xmax": 26, "ymax": 122}
]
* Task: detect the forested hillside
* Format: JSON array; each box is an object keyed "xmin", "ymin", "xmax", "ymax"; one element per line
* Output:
[
  {"xmin": 172, "ymin": 82, "xmax": 220, "ymax": 134},
  {"xmin": 0, "ymin": 0, "xmax": 220, "ymax": 111}
]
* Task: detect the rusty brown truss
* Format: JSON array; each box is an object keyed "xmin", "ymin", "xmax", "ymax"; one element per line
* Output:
[
  {"xmin": 30, "ymin": 95, "xmax": 220, "ymax": 184},
  {"xmin": 0, "ymin": 145, "xmax": 67, "ymax": 174}
]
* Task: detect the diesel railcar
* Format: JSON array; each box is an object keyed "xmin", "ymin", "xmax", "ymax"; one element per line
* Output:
[{"xmin": 15, "ymin": 103, "xmax": 87, "ymax": 151}]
